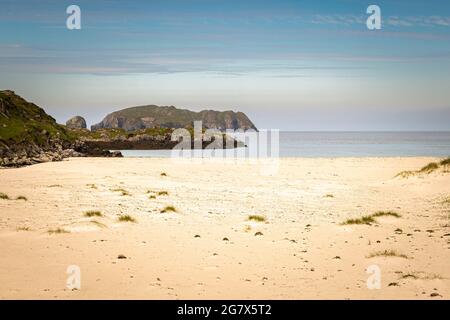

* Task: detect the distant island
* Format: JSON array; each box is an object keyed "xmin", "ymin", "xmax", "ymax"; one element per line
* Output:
[
  {"xmin": 0, "ymin": 90, "xmax": 255, "ymax": 167},
  {"xmin": 91, "ymin": 104, "xmax": 257, "ymax": 132}
]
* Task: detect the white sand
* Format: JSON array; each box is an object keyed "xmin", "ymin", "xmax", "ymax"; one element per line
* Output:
[{"xmin": 0, "ymin": 157, "xmax": 449, "ymax": 299}]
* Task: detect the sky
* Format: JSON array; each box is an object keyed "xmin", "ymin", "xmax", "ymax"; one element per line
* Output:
[{"xmin": 0, "ymin": 0, "xmax": 450, "ymax": 130}]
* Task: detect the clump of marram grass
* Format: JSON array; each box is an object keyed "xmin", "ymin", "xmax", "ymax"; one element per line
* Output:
[
  {"xmin": 399, "ymin": 273, "xmax": 419, "ymax": 280},
  {"xmin": 161, "ymin": 205, "xmax": 177, "ymax": 213},
  {"xmin": 342, "ymin": 215, "xmax": 375, "ymax": 225},
  {"xmin": 16, "ymin": 226, "xmax": 31, "ymax": 231},
  {"xmin": 439, "ymin": 157, "xmax": 450, "ymax": 166},
  {"xmin": 395, "ymin": 170, "xmax": 415, "ymax": 178},
  {"xmin": 367, "ymin": 249, "xmax": 409, "ymax": 259},
  {"xmin": 247, "ymin": 215, "xmax": 266, "ymax": 222},
  {"xmin": 16, "ymin": 196, "xmax": 27, "ymax": 201},
  {"xmin": 419, "ymin": 162, "xmax": 439, "ymax": 173},
  {"xmin": 86, "ymin": 183, "xmax": 98, "ymax": 189},
  {"xmin": 324, "ymin": 194, "xmax": 334, "ymax": 198},
  {"xmin": 396, "ymin": 157, "xmax": 450, "ymax": 178},
  {"xmin": 48, "ymin": 228, "xmax": 70, "ymax": 234},
  {"xmin": 147, "ymin": 190, "xmax": 169, "ymax": 197},
  {"xmin": 398, "ymin": 271, "xmax": 443, "ymax": 280},
  {"xmin": 341, "ymin": 211, "xmax": 401, "ymax": 225},
  {"xmin": 160, "ymin": 172, "xmax": 167, "ymax": 176},
  {"xmin": 371, "ymin": 211, "xmax": 402, "ymax": 218},
  {"xmin": 0, "ymin": 192, "xmax": 10, "ymax": 200},
  {"xmin": 118, "ymin": 214, "xmax": 136, "ymax": 223},
  {"xmin": 111, "ymin": 188, "xmax": 130, "ymax": 196},
  {"xmin": 84, "ymin": 210, "xmax": 103, "ymax": 217}
]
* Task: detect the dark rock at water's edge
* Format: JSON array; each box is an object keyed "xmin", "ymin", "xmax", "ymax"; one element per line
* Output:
[
  {"xmin": 66, "ymin": 116, "xmax": 87, "ymax": 129},
  {"xmin": 0, "ymin": 90, "xmax": 122, "ymax": 168},
  {"xmin": 91, "ymin": 104, "xmax": 257, "ymax": 132},
  {"xmin": 78, "ymin": 127, "xmax": 244, "ymax": 151}
]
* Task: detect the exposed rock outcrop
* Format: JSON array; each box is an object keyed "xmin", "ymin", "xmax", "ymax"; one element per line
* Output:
[
  {"xmin": 66, "ymin": 116, "xmax": 87, "ymax": 129},
  {"xmin": 91, "ymin": 105, "xmax": 257, "ymax": 132},
  {"xmin": 80, "ymin": 128, "xmax": 243, "ymax": 151}
]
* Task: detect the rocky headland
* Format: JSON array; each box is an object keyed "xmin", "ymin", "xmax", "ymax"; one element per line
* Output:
[{"xmin": 0, "ymin": 91, "xmax": 253, "ymax": 167}]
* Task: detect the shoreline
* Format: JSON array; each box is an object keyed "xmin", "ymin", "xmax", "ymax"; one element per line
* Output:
[{"xmin": 0, "ymin": 157, "xmax": 449, "ymax": 299}]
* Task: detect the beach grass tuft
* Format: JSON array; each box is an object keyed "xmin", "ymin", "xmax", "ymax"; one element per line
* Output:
[
  {"xmin": 371, "ymin": 211, "xmax": 402, "ymax": 218},
  {"xmin": 86, "ymin": 183, "xmax": 98, "ymax": 189},
  {"xmin": 118, "ymin": 214, "xmax": 136, "ymax": 223},
  {"xmin": 0, "ymin": 192, "xmax": 10, "ymax": 200},
  {"xmin": 248, "ymin": 215, "xmax": 266, "ymax": 222},
  {"xmin": 16, "ymin": 196, "xmax": 27, "ymax": 201},
  {"xmin": 161, "ymin": 205, "xmax": 177, "ymax": 213},
  {"xmin": 396, "ymin": 157, "xmax": 450, "ymax": 177},
  {"xmin": 48, "ymin": 228, "xmax": 70, "ymax": 234},
  {"xmin": 342, "ymin": 215, "xmax": 375, "ymax": 225},
  {"xmin": 341, "ymin": 211, "xmax": 401, "ymax": 225},
  {"xmin": 395, "ymin": 170, "xmax": 415, "ymax": 178},
  {"xmin": 16, "ymin": 226, "xmax": 30, "ymax": 231},
  {"xmin": 400, "ymin": 273, "xmax": 419, "ymax": 280},
  {"xmin": 440, "ymin": 157, "xmax": 450, "ymax": 166},
  {"xmin": 419, "ymin": 162, "xmax": 439, "ymax": 173},
  {"xmin": 399, "ymin": 272, "xmax": 443, "ymax": 280},
  {"xmin": 160, "ymin": 172, "xmax": 167, "ymax": 176},
  {"xmin": 157, "ymin": 191, "xmax": 169, "ymax": 196},
  {"xmin": 111, "ymin": 188, "xmax": 131, "ymax": 196},
  {"xmin": 84, "ymin": 210, "xmax": 103, "ymax": 217},
  {"xmin": 367, "ymin": 249, "xmax": 409, "ymax": 259}
]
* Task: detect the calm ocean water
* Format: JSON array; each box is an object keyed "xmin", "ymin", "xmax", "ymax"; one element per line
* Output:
[{"xmin": 119, "ymin": 132, "xmax": 450, "ymax": 158}]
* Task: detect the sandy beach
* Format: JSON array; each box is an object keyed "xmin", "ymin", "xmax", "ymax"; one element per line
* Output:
[{"xmin": 0, "ymin": 157, "xmax": 449, "ymax": 299}]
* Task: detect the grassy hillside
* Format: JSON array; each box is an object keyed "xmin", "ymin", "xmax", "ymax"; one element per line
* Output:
[{"xmin": 0, "ymin": 90, "xmax": 73, "ymax": 146}]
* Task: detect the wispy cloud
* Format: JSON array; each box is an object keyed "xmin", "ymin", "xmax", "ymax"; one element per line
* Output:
[
  {"xmin": 310, "ymin": 14, "xmax": 450, "ymax": 28},
  {"xmin": 386, "ymin": 16, "xmax": 450, "ymax": 27},
  {"xmin": 310, "ymin": 14, "xmax": 365, "ymax": 26}
]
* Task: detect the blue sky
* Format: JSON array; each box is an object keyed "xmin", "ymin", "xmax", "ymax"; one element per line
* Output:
[{"xmin": 1, "ymin": 0, "xmax": 450, "ymax": 130}]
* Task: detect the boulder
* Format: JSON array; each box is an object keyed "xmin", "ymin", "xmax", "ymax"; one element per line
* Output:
[{"xmin": 66, "ymin": 116, "xmax": 87, "ymax": 129}]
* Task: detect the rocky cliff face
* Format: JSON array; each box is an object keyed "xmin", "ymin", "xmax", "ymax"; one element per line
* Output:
[
  {"xmin": 91, "ymin": 105, "xmax": 257, "ymax": 132},
  {"xmin": 66, "ymin": 116, "xmax": 87, "ymax": 129}
]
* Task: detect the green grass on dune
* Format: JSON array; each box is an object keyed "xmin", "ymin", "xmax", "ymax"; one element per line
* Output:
[
  {"xmin": 84, "ymin": 210, "xmax": 103, "ymax": 217},
  {"xmin": 47, "ymin": 228, "xmax": 70, "ymax": 234},
  {"xmin": 247, "ymin": 215, "xmax": 267, "ymax": 222},
  {"xmin": 342, "ymin": 211, "xmax": 401, "ymax": 225},
  {"xmin": 367, "ymin": 249, "xmax": 409, "ymax": 259},
  {"xmin": 440, "ymin": 157, "xmax": 450, "ymax": 166},
  {"xmin": 117, "ymin": 214, "xmax": 136, "ymax": 222},
  {"xmin": 419, "ymin": 162, "xmax": 439, "ymax": 173},
  {"xmin": 0, "ymin": 192, "xmax": 10, "ymax": 200},
  {"xmin": 161, "ymin": 205, "xmax": 177, "ymax": 213},
  {"xmin": 396, "ymin": 157, "xmax": 450, "ymax": 178},
  {"xmin": 371, "ymin": 211, "xmax": 401, "ymax": 218}
]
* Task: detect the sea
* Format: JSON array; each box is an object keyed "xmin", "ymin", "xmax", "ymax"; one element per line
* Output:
[{"xmin": 118, "ymin": 131, "xmax": 450, "ymax": 158}]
